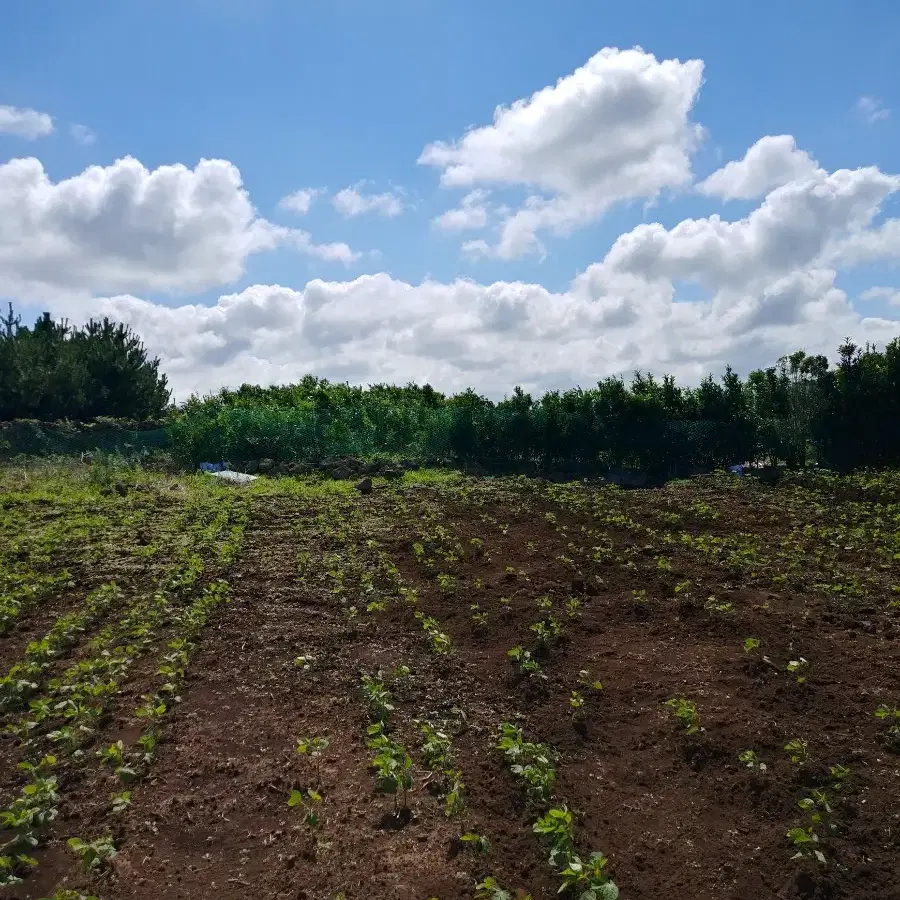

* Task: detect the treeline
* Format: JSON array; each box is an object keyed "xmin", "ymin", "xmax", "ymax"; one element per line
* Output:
[
  {"xmin": 171, "ymin": 339, "xmax": 900, "ymax": 474},
  {"xmin": 2, "ymin": 304, "xmax": 898, "ymax": 475},
  {"xmin": 0, "ymin": 305, "xmax": 170, "ymax": 421}
]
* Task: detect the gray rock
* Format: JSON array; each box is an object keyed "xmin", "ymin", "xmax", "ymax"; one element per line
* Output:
[
  {"xmin": 356, "ymin": 477, "xmax": 374, "ymax": 494},
  {"xmin": 257, "ymin": 458, "xmax": 274, "ymax": 474}
]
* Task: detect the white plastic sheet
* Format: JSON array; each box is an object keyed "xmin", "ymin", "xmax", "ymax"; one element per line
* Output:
[{"xmin": 206, "ymin": 469, "xmax": 258, "ymax": 485}]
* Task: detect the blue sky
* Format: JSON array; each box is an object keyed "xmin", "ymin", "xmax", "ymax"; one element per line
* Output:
[{"xmin": 2, "ymin": 0, "xmax": 900, "ymax": 397}]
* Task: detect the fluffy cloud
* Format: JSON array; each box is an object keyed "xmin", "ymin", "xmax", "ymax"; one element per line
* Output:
[
  {"xmin": 55, "ymin": 155, "xmax": 899, "ymax": 401},
  {"xmin": 698, "ymin": 136, "xmax": 818, "ymax": 200},
  {"xmin": 432, "ymin": 190, "xmax": 490, "ymax": 232},
  {"xmin": 333, "ymin": 183, "xmax": 404, "ymax": 218},
  {"xmin": 420, "ymin": 47, "xmax": 704, "ymax": 258},
  {"xmin": 860, "ymin": 286, "xmax": 900, "ymax": 306},
  {"xmin": 278, "ymin": 188, "xmax": 321, "ymax": 215},
  {"xmin": 597, "ymin": 166, "xmax": 900, "ymax": 289},
  {"xmin": 0, "ymin": 104, "xmax": 54, "ymax": 139},
  {"xmin": 0, "ymin": 156, "xmax": 358, "ymax": 298}
]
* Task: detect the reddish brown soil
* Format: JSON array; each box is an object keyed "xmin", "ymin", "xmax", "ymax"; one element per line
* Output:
[{"xmin": 5, "ymin": 476, "xmax": 900, "ymax": 900}]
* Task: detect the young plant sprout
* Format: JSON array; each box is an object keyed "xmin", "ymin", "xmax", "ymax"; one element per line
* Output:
[
  {"xmin": 419, "ymin": 721, "xmax": 452, "ymax": 771},
  {"xmin": 787, "ymin": 658, "xmax": 809, "ymax": 685},
  {"xmin": 475, "ymin": 876, "xmax": 533, "ymax": 900},
  {"xmin": 460, "ymin": 832, "xmax": 491, "ymax": 855},
  {"xmin": 366, "ymin": 722, "xmax": 413, "ymax": 814},
  {"xmin": 739, "ymin": 749, "xmax": 767, "ymax": 772},
  {"xmin": 578, "ymin": 669, "xmax": 604, "ymax": 691},
  {"xmin": 557, "ymin": 851, "xmax": 620, "ymax": 900},
  {"xmin": 784, "ymin": 738, "xmax": 810, "ymax": 766},
  {"xmin": 507, "ymin": 646, "xmax": 542, "ymax": 677},
  {"xmin": 109, "ymin": 791, "xmax": 132, "ymax": 815},
  {"xmin": 66, "ymin": 835, "xmax": 117, "ymax": 872},
  {"xmin": 296, "ymin": 735, "xmax": 331, "ymax": 783},
  {"xmin": 665, "ymin": 697, "xmax": 701, "ymax": 734},
  {"xmin": 288, "ymin": 787, "xmax": 322, "ymax": 828},
  {"xmin": 874, "ymin": 703, "xmax": 900, "ymax": 749},
  {"xmin": 569, "ymin": 691, "xmax": 585, "ymax": 722}
]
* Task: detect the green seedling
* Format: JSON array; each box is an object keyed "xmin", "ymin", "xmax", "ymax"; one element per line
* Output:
[
  {"xmin": 784, "ymin": 738, "xmax": 810, "ymax": 766},
  {"xmin": 475, "ymin": 876, "xmax": 532, "ymax": 900},
  {"xmin": 874, "ymin": 703, "xmax": 900, "ymax": 749},
  {"xmin": 110, "ymin": 791, "xmax": 132, "ymax": 815},
  {"xmin": 565, "ymin": 597, "xmax": 582, "ymax": 618},
  {"xmin": 787, "ymin": 658, "xmax": 809, "ymax": 685},
  {"xmin": 296, "ymin": 736, "xmax": 331, "ymax": 783},
  {"xmin": 743, "ymin": 637, "xmax": 760, "ymax": 653},
  {"xmin": 366, "ymin": 722, "xmax": 413, "ymax": 813},
  {"xmin": 507, "ymin": 646, "xmax": 542, "ymax": 677},
  {"xmin": 460, "ymin": 832, "xmax": 491, "ymax": 855},
  {"xmin": 419, "ymin": 722, "xmax": 452, "ymax": 771},
  {"xmin": 443, "ymin": 770, "xmax": 466, "ymax": 823},
  {"xmin": 67, "ymin": 835, "xmax": 117, "ymax": 871},
  {"xmin": 288, "ymin": 788, "xmax": 322, "ymax": 828},
  {"xmin": 530, "ymin": 616, "xmax": 562, "ymax": 648},
  {"xmin": 495, "ymin": 722, "xmax": 556, "ymax": 805},
  {"xmin": 557, "ymin": 851, "xmax": 620, "ymax": 900},
  {"xmin": 739, "ymin": 750, "xmax": 767, "ymax": 772},
  {"xmin": 533, "ymin": 806, "xmax": 574, "ymax": 866},
  {"xmin": 569, "ymin": 691, "xmax": 585, "ymax": 722},
  {"xmin": 704, "ymin": 596, "xmax": 734, "ymax": 613},
  {"xmin": 578, "ymin": 669, "xmax": 604, "ymax": 691},
  {"xmin": 665, "ymin": 697, "xmax": 701, "ymax": 734},
  {"xmin": 360, "ymin": 674, "xmax": 394, "ymax": 722}
]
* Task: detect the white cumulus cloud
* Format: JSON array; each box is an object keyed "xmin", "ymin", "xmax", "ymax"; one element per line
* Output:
[
  {"xmin": 333, "ymin": 183, "xmax": 404, "ymax": 218},
  {"xmin": 0, "ymin": 156, "xmax": 359, "ymax": 299},
  {"xmin": 698, "ymin": 135, "xmax": 819, "ymax": 200},
  {"xmin": 0, "ymin": 104, "xmax": 54, "ymax": 139},
  {"xmin": 419, "ymin": 47, "xmax": 705, "ymax": 259},
  {"xmin": 278, "ymin": 188, "xmax": 322, "ymax": 215},
  {"xmin": 433, "ymin": 190, "xmax": 490, "ymax": 232},
  {"xmin": 46, "ymin": 154, "xmax": 900, "ymax": 401}
]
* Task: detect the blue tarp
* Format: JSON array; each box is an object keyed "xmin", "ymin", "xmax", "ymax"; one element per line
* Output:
[{"xmin": 199, "ymin": 461, "xmax": 229, "ymax": 472}]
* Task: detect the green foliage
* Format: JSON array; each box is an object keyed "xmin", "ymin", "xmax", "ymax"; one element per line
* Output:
[
  {"xmin": 419, "ymin": 722, "xmax": 453, "ymax": 771},
  {"xmin": 67, "ymin": 835, "xmax": 117, "ymax": 871},
  {"xmin": 557, "ymin": 851, "xmax": 620, "ymax": 900},
  {"xmin": 495, "ymin": 722, "xmax": 556, "ymax": 805},
  {"xmin": 874, "ymin": 703, "xmax": 900, "ymax": 749},
  {"xmin": 161, "ymin": 339, "xmax": 900, "ymax": 473},
  {"xmin": 365, "ymin": 722, "xmax": 413, "ymax": 811},
  {"xmin": 665, "ymin": 697, "xmax": 701, "ymax": 734},
  {"xmin": 288, "ymin": 787, "xmax": 322, "ymax": 827},
  {"xmin": 507, "ymin": 645, "xmax": 543, "ymax": 677},
  {"xmin": 475, "ymin": 877, "xmax": 532, "ymax": 900},
  {"xmin": 460, "ymin": 832, "xmax": 490, "ymax": 854},
  {"xmin": 0, "ymin": 305, "xmax": 170, "ymax": 422},
  {"xmin": 739, "ymin": 750, "xmax": 767, "ymax": 772},
  {"xmin": 785, "ymin": 738, "xmax": 810, "ymax": 766}
]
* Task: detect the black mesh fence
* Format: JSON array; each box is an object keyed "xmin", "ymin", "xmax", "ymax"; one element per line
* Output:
[{"xmin": 0, "ymin": 421, "xmax": 170, "ymax": 459}]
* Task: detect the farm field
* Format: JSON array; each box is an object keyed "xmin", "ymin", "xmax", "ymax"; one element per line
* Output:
[{"xmin": 0, "ymin": 462, "xmax": 898, "ymax": 900}]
